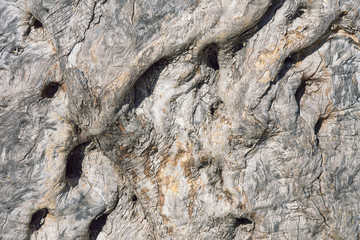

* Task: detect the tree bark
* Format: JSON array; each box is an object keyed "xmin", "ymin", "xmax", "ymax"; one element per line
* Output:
[{"xmin": 1, "ymin": 0, "xmax": 360, "ymax": 239}]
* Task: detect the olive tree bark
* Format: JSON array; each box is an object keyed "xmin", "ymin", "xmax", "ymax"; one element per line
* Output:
[{"xmin": 1, "ymin": 0, "xmax": 360, "ymax": 239}]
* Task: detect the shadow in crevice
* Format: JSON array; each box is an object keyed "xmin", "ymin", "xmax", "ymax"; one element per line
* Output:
[
  {"xmin": 209, "ymin": 100, "xmax": 224, "ymax": 118},
  {"xmin": 200, "ymin": 43, "xmax": 220, "ymax": 70},
  {"xmin": 295, "ymin": 81, "xmax": 306, "ymax": 110},
  {"xmin": 129, "ymin": 59, "xmax": 168, "ymax": 110},
  {"xmin": 287, "ymin": 5, "xmax": 307, "ymax": 23},
  {"xmin": 28, "ymin": 208, "xmax": 48, "ymax": 235},
  {"xmin": 314, "ymin": 117, "xmax": 324, "ymax": 135},
  {"xmin": 89, "ymin": 213, "xmax": 108, "ymax": 240},
  {"xmin": 232, "ymin": 0, "xmax": 285, "ymax": 54},
  {"xmin": 131, "ymin": 194, "xmax": 138, "ymax": 202},
  {"xmin": 65, "ymin": 141, "xmax": 91, "ymax": 187},
  {"xmin": 257, "ymin": 0, "xmax": 285, "ymax": 30},
  {"xmin": 234, "ymin": 217, "xmax": 253, "ymax": 228},
  {"xmin": 41, "ymin": 82, "xmax": 60, "ymax": 99},
  {"xmin": 24, "ymin": 13, "xmax": 44, "ymax": 37},
  {"xmin": 232, "ymin": 216, "xmax": 255, "ymax": 237}
]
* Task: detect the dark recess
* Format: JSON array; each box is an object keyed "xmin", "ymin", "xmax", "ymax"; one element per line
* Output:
[
  {"xmin": 289, "ymin": 6, "xmax": 306, "ymax": 23},
  {"xmin": 210, "ymin": 103, "xmax": 217, "ymax": 116},
  {"xmin": 41, "ymin": 82, "xmax": 60, "ymax": 99},
  {"xmin": 23, "ymin": 26, "xmax": 31, "ymax": 37},
  {"xmin": 202, "ymin": 43, "xmax": 219, "ymax": 70},
  {"xmin": 197, "ymin": 157, "xmax": 211, "ymax": 170},
  {"xmin": 29, "ymin": 208, "xmax": 48, "ymax": 231},
  {"xmin": 10, "ymin": 46, "xmax": 24, "ymax": 55},
  {"xmin": 131, "ymin": 59, "xmax": 167, "ymax": 109},
  {"xmin": 234, "ymin": 217, "xmax": 253, "ymax": 228},
  {"xmin": 277, "ymin": 56, "xmax": 296, "ymax": 80},
  {"xmin": 295, "ymin": 81, "xmax": 306, "ymax": 109},
  {"xmin": 314, "ymin": 117, "xmax": 324, "ymax": 135},
  {"xmin": 210, "ymin": 100, "xmax": 223, "ymax": 117},
  {"xmin": 232, "ymin": 0, "xmax": 284, "ymax": 55},
  {"xmin": 132, "ymin": 194, "xmax": 138, "ymax": 202},
  {"xmin": 66, "ymin": 141, "xmax": 91, "ymax": 186},
  {"xmin": 73, "ymin": 124, "xmax": 82, "ymax": 135},
  {"xmin": 24, "ymin": 14, "xmax": 43, "ymax": 36},
  {"xmin": 293, "ymin": 8, "xmax": 305, "ymax": 19},
  {"xmin": 89, "ymin": 213, "xmax": 108, "ymax": 240},
  {"xmin": 33, "ymin": 18, "xmax": 43, "ymax": 29}
]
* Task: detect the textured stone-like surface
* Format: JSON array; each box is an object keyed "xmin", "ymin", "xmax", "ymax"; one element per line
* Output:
[{"xmin": 1, "ymin": 0, "xmax": 360, "ymax": 239}]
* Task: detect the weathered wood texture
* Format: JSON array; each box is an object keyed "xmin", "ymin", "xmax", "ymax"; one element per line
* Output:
[{"xmin": 1, "ymin": 0, "xmax": 360, "ymax": 239}]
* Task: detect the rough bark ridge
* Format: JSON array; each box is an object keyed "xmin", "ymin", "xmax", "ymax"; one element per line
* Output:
[{"xmin": 1, "ymin": 0, "xmax": 360, "ymax": 239}]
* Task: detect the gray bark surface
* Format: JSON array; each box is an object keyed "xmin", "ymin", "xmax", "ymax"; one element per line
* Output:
[{"xmin": 1, "ymin": 0, "xmax": 360, "ymax": 239}]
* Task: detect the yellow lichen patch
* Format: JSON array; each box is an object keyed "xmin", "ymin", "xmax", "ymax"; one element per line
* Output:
[
  {"xmin": 118, "ymin": 123, "xmax": 125, "ymax": 132},
  {"xmin": 179, "ymin": 151, "xmax": 198, "ymax": 218},
  {"xmin": 89, "ymin": 40, "xmax": 100, "ymax": 64},
  {"xmin": 188, "ymin": 182, "xmax": 196, "ymax": 218},
  {"xmin": 173, "ymin": 140, "xmax": 199, "ymax": 218},
  {"xmin": 209, "ymin": 118, "xmax": 231, "ymax": 149},
  {"xmin": 143, "ymin": 158, "xmax": 153, "ymax": 180},
  {"xmin": 180, "ymin": 152, "xmax": 193, "ymax": 179},
  {"xmin": 159, "ymin": 193, "xmax": 168, "ymax": 223},
  {"xmin": 155, "ymin": 155, "xmax": 171, "ymax": 221},
  {"xmin": 42, "ymin": 141, "xmax": 69, "ymax": 207},
  {"xmin": 168, "ymin": 175, "xmax": 180, "ymax": 193},
  {"xmin": 258, "ymin": 70, "xmax": 272, "ymax": 83},
  {"xmin": 140, "ymin": 188, "xmax": 150, "ymax": 202},
  {"xmin": 242, "ymin": 188, "xmax": 248, "ymax": 206},
  {"xmin": 131, "ymin": 170, "xmax": 140, "ymax": 184},
  {"xmin": 155, "ymin": 139, "xmax": 200, "ymax": 220},
  {"xmin": 108, "ymin": 71, "xmax": 130, "ymax": 92},
  {"xmin": 48, "ymin": 40, "xmax": 57, "ymax": 53},
  {"xmin": 255, "ymin": 38, "xmax": 286, "ymax": 72},
  {"xmin": 167, "ymin": 225, "xmax": 174, "ymax": 235},
  {"xmin": 286, "ymin": 30, "xmax": 306, "ymax": 47}
]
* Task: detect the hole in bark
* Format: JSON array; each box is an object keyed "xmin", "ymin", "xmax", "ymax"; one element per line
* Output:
[
  {"xmin": 33, "ymin": 19, "xmax": 43, "ymax": 29},
  {"xmin": 10, "ymin": 46, "xmax": 24, "ymax": 55},
  {"xmin": 89, "ymin": 213, "xmax": 108, "ymax": 240},
  {"xmin": 234, "ymin": 217, "xmax": 253, "ymax": 228},
  {"xmin": 29, "ymin": 208, "xmax": 48, "ymax": 231},
  {"xmin": 66, "ymin": 141, "xmax": 90, "ymax": 186},
  {"xmin": 210, "ymin": 100, "xmax": 223, "ymax": 117},
  {"xmin": 132, "ymin": 194, "xmax": 138, "ymax": 202},
  {"xmin": 295, "ymin": 81, "xmax": 306, "ymax": 108},
  {"xmin": 202, "ymin": 43, "xmax": 219, "ymax": 70},
  {"xmin": 73, "ymin": 124, "xmax": 82, "ymax": 135},
  {"xmin": 197, "ymin": 156, "xmax": 212, "ymax": 170},
  {"xmin": 314, "ymin": 117, "xmax": 324, "ymax": 135},
  {"xmin": 293, "ymin": 9, "xmax": 305, "ymax": 19},
  {"xmin": 24, "ymin": 14, "xmax": 44, "ymax": 36},
  {"xmin": 41, "ymin": 82, "xmax": 60, "ymax": 99},
  {"xmin": 198, "ymin": 160, "xmax": 210, "ymax": 170},
  {"xmin": 210, "ymin": 104, "xmax": 217, "ymax": 116}
]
